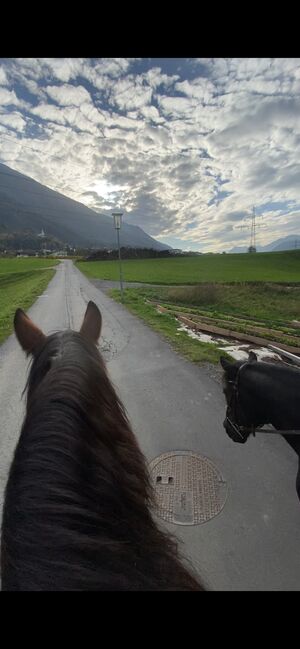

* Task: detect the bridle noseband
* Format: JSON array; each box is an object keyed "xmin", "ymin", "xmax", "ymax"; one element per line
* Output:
[
  {"xmin": 224, "ymin": 361, "xmax": 300, "ymax": 442},
  {"xmin": 225, "ymin": 362, "xmax": 253, "ymax": 443}
]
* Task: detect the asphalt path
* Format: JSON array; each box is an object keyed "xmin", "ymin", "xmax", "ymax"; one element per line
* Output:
[{"xmin": 0, "ymin": 260, "xmax": 299, "ymax": 590}]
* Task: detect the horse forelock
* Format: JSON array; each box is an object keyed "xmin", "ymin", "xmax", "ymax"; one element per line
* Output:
[
  {"xmin": 24, "ymin": 329, "xmax": 140, "ymax": 482},
  {"xmin": 27, "ymin": 330, "xmax": 102, "ymax": 389}
]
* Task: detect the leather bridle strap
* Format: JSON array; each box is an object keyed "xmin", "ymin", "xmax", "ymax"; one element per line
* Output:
[
  {"xmin": 227, "ymin": 362, "xmax": 300, "ymax": 436},
  {"xmin": 250, "ymin": 427, "xmax": 300, "ymax": 435}
]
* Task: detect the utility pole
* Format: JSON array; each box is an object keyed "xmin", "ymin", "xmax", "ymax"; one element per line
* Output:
[
  {"xmin": 247, "ymin": 206, "xmax": 256, "ymax": 253},
  {"xmin": 112, "ymin": 212, "xmax": 124, "ymax": 303},
  {"xmin": 236, "ymin": 206, "xmax": 264, "ymax": 253}
]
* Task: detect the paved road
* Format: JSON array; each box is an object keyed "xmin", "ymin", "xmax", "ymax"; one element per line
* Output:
[{"xmin": 0, "ymin": 260, "xmax": 299, "ymax": 590}]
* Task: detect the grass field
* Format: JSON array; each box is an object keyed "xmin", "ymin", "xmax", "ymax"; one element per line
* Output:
[
  {"xmin": 77, "ymin": 249, "xmax": 300, "ymax": 284},
  {"xmin": 0, "ymin": 258, "xmax": 58, "ymax": 344},
  {"xmin": 108, "ymin": 284, "xmax": 300, "ymax": 364},
  {"xmin": 109, "ymin": 288, "xmax": 223, "ymax": 364},
  {"xmin": 146, "ymin": 283, "xmax": 300, "ymax": 323},
  {"xmin": 77, "ymin": 250, "xmax": 300, "ymax": 365}
]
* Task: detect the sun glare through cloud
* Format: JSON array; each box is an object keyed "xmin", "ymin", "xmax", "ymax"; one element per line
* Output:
[{"xmin": 0, "ymin": 57, "xmax": 300, "ymax": 252}]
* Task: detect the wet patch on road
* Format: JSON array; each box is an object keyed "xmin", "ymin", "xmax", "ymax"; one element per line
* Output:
[
  {"xmin": 98, "ymin": 337, "xmax": 119, "ymax": 362},
  {"xmin": 177, "ymin": 323, "xmax": 283, "ymax": 363}
]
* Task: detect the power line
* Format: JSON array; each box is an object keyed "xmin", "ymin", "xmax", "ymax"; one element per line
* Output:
[
  {"xmin": 0, "ymin": 131, "xmax": 103, "ymax": 193},
  {"xmin": 0, "ymin": 166, "xmax": 108, "ymax": 218},
  {"xmin": 0, "ymin": 131, "xmax": 50, "ymax": 153},
  {"xmin": 0, "ymin": 129, "xmax": 105, "ymax": 152},
  {"xmin": 0, "ymin": 156, "xmax": 91, "ymax": 198},
  {"xmin": 0, "ymin": 193, "xmax": 109, "ymax": 222},
  {"xmin": 0, "ymin": 173, "xmax": 86, "ymax": 203},
  {"xmin": 0, "ymin": 140, "xmax": 106, "ymax": 207},
  {"xmin": 0, "ymin": 188, "xmax": 111, "ymax": 225}
]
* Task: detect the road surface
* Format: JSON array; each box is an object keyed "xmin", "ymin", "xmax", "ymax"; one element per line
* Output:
[{"xmin": 0, "ymin": 260, "xmax": 299, "ymax": 590}]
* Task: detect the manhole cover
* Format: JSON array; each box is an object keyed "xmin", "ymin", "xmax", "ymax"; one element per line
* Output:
[{"xmin": 149, "ymin": 451, "xmax": 228, "ymax": 526}]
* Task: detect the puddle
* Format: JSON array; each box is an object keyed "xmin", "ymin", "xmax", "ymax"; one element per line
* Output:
[{"xmin": 177, "ymin": 323, "xmax": 283, "ymax": 362}]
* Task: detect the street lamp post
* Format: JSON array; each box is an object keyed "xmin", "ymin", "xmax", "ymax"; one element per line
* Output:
[{"xmin": 112, "ymin": 212, "xmax": 124, "ymax": 303}]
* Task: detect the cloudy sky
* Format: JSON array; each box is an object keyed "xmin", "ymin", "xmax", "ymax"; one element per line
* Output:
[{"xmin": 0, "ymin": 57, "xmax": 300, "ymax": 251}]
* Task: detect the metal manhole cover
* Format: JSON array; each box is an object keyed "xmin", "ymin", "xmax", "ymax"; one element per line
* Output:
[{"xmin": 149, "ymin": 451, "xmax": 228, "ymax": 526}]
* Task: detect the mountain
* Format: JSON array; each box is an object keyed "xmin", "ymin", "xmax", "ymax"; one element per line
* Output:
[
  {"xmin": 270, "ymin": 235, "xmax": 300, "ymax": 251},
  {"xmin": 229, "ymin": 234, "xmax": 300, "ymax": 253},
  {"xmin": 0, "ymin": 163, "xmax": 170, "ymax": 250}
]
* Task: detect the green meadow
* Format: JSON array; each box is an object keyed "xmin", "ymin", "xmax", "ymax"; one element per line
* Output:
[
  {"xmin": 78, "ymin": 250, "xmax": 300, "ymax": 365},
  {"xmin": 77, "ymin": 250, "xmax": 300, "ymax": 285},
  {"xmin": 0, "ymin": 258, "xmax": 58, "ymax": 344}
]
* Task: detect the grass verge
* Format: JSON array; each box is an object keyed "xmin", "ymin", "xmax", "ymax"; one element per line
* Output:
[
  {"xmin": 0, "ymin": 264, "xmax": 57, "ymax": 344},
  {"xmin": 109, "ymin": 288, "xmax": 227, "ymax": 365}
]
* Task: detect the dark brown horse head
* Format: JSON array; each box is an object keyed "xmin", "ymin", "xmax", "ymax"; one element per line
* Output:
[
  {"xmin": 2, "ymin": 300, "xmax": 204, "ymax": 591},
  {"xmin": 14, "ymin": 300, "xmax": 102, "ymax": 355}
]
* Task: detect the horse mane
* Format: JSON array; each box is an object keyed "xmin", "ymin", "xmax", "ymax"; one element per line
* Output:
[{"xmin": 1, "ymin": 330, "xmax": 204, "ymax": 591}]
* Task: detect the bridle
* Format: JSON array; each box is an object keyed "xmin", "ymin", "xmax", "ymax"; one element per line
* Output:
[{"xmin": 224, "ymin": 361, "xmax": 300, "ymax": 443}]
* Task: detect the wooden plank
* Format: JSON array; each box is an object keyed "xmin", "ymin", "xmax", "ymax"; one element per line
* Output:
[
  {"xmin": 268, "ymin": 345, "xmax": 300, "ymax": 365},
  {"xmin": 177, "ymin": 314, "xmax": 300, "ymax": 355},
  {"xmin": 155, "ymin": 304, "xmax": 170, "ymax": 314},
  {"xmin": 150, "ymin": 301, "xmax": 300, "ymax": 355},
  {"xmin": 189, "ymin": 314, "xmax": 300, "ymax": 343}
]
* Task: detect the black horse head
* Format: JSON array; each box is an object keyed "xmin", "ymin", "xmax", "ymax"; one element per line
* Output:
[
  {"xmin": 220, "ymin": 352, "xmax": 300, "ymax": 503},
  {"xmin": 220, "ymin": 351, "xmax": 260, "ymax": 443}
]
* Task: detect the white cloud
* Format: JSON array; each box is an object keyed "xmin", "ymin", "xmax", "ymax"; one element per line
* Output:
[
  {"xmin": 138, "ymin": 104, "xmax": 165, "ymax": 123},
  {"xmin": 109, "ymin": 76, "xmax": 153, "ymax": 111},
  {"xmin": 45, "ymin": 83, "xmax": 92, "ymax": 106},
  {"xmin": 0, "ymin": 67, "xmax": 8, "ymax": 85},
  {"xmin": 157, "ymin": 95, "xmax": 196, "ymax": 118},
  {"xmin": 30, "ymin": 103, "xmax": 66, "ymax": 124},
  {"xmin": 93, "ymin": 58, "xmax": 131, "ymax": 78},
  {"xmin": 1, "ymin": 58, "xmax": 300, "ymax": 251},
  {"xmin": 0, "ymin": 87, "xmax": 23, "ymax": 107},
  {"xmin": 40, "ymin": 58, "xmax": 86, "ymax": 82},
  {"xmin": 142, "ymin": 67, "xmax": 179, "ymax": 89},
  {"xmin": 0, "ymin": 111, "xmax": 26, "ymax": 131},
  {"xmin": 175, "ymin": 77, "xmax": 217, "ymax": 103}
]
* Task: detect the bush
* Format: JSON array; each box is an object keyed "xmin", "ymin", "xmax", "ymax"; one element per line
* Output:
[{"xmin": 166, "ymin": 284, "xmax": 218, "ymax": 306}]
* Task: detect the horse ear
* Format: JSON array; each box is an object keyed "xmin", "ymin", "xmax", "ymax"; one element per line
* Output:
[
  {"xmin": 80, "ymin": 301, "xmax": 102, "ymax": 343},
  {"xmin": 220, "ymin": 356, "xmax": 232, "ymax": 372},
  {"xmin": 14, "ymin": 309, "xmax": 46, "ymax": 355},
  {"xmin": 248, "ymin": 351, "xmax": 257, "ymax": 362}
]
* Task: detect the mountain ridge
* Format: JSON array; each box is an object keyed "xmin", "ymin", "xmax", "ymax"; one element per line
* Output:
[
  {"xmin": 229, "ymin": 234, "xmax": 300, "ymax": 253},
  {"xmin": 0, "ymin": 162, "xmax": 170, "ymax": 251}
]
